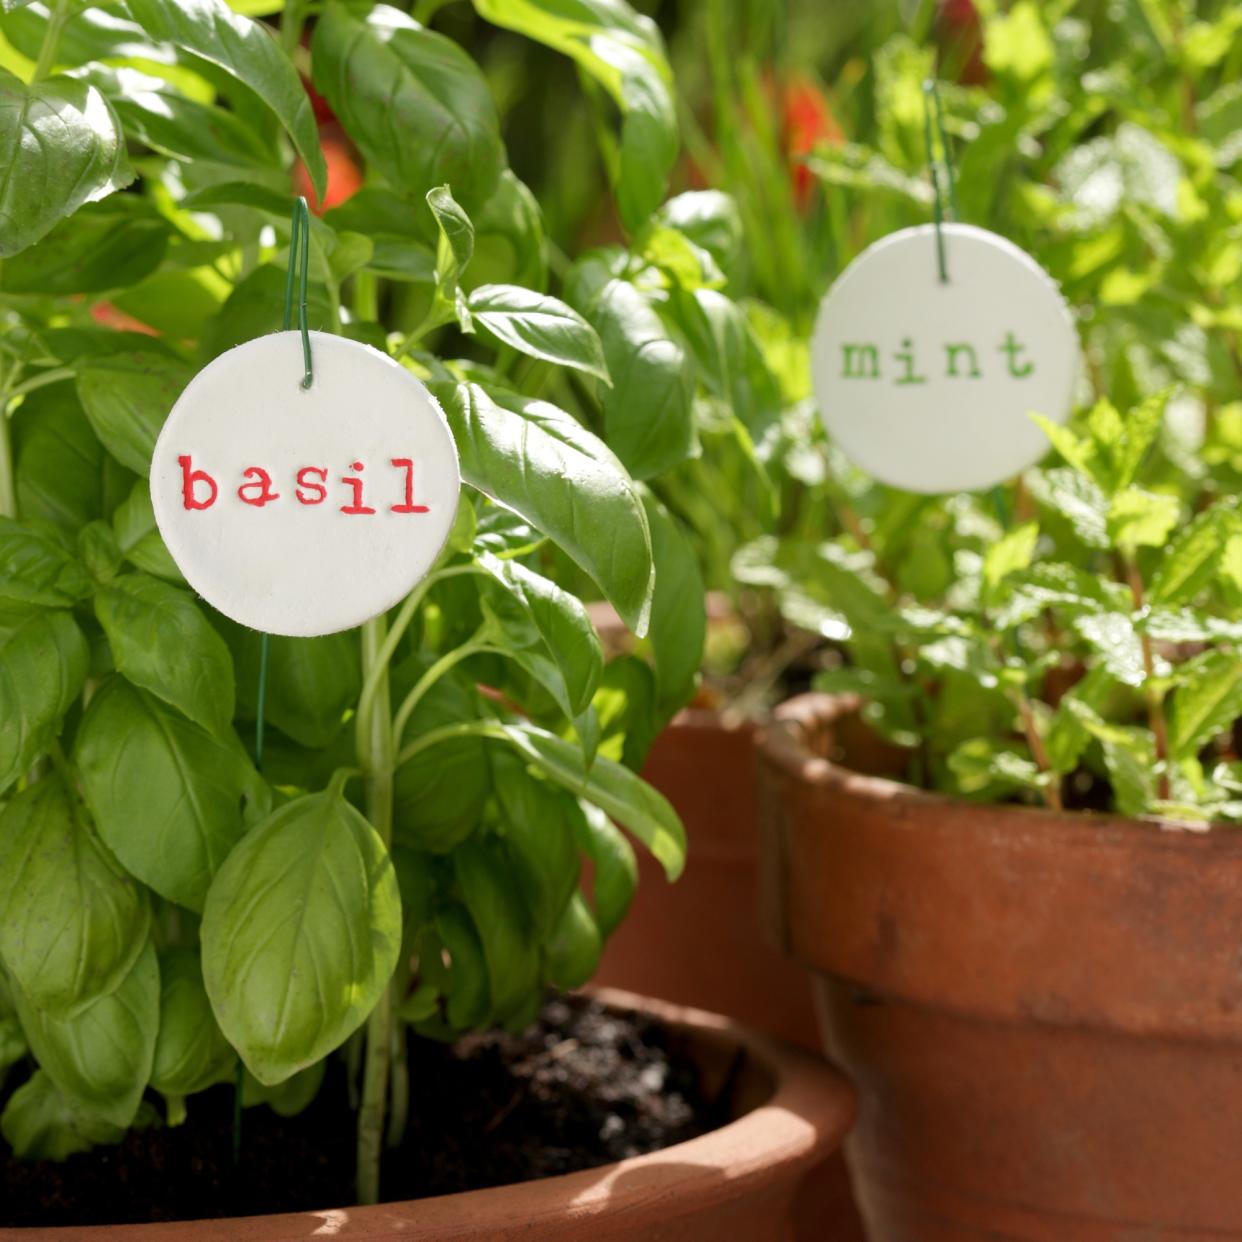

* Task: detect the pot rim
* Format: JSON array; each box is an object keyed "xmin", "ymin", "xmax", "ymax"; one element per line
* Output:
[
  {"xmin": 3, "ymin": 989, "xmax": 854, "ymax": 1240},
  {"xmin": 761, "ymin": 691, "xmax": 1242, "ymax": 848}
]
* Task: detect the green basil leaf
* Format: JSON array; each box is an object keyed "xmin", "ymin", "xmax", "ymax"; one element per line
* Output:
[
  {"xmin": 125, "ymin": 0, "xmax": 327, "ymax": 199},
  {"xmin": 452, "ymin": 835, "xmax": 540, "ymax": 1028},
  {"xmin": 12, "ymin": 381, "xmax": 116, "ymax": 531},
  {"xmin": 430, "ymin": 905, "xmax": 490, "ymax": 1031},
  {"xmin": 495, "ymin": 721, "xmax": 685, "ymax": 879},
  {"xmin": 572, "ymin": 802, "xmax": 635, "ymax": 939},
  {"xmin": 477, "ymin": 551, "xmax": 603, "ymax": 718},
  {"xmin": 426, "ymin": 184, "xmax": 474, "ymax": 330},
  {"xmin": 0, "ymin": 776, "xmax": 150, "ymax": 1017},
  {"xmin": 75, "ymin": 348, "xmax": 194, "ymax": 477},
  {"xmin": 433, "ymin": 381, "xmax": 653, "ymax": 635},
  {"xmin": 394, "ymin": 662, "xmax": 490, "ymax": 853},
  {"xmin": 491, "ymin": 750, "xmax": 580, "ymax": 936},
  {"xmin": 226, "ymin": 627, "xmax": 361, "ymax": 749},
  {"xmin": 100, "ymin": 66, "xmax": 273, "ymax": 168},
  {"xmin": 240, "ymin": 1059, "xmax": 325, "ymax": 1116},
  {"xmin": 75, "ymin": 679, "xmax": 266, "ymax": 912},
  {"xmin": 201, "ymin": 775, "xmax": 402, "ymax": 1085},
  {"xmin": 0, "ymin": 1071, "xmax": 125, "ymax": 1160},
  {"xmin": 471, "ymin": 170, "xmax": 546, "ymax": 291},
  {"xmin": 150, "ymin": 948, "xmax": 235, "ymax": 1100},
  {"xmin": 13, "ymin": 938, "xmax": 159, "ymax": 1128},
  {"xmin": 565, "ymin": 265, "xmax": 695, "ymax": 478},
  {"xmin": 112, "ymin": 480, "xmax": 184, "ymax": 582},
  {"xmin": 0, "ymin": 611, "xmax": 87, "ymax": 796},
  {"xmin": 312, "ymin": 2, "xmax": 504, "ymax": 210},
  {"xmin": 546, "ymin": 891, "xmax": 601, "ymax": 990},
  {"xmin": 0, "ymin": 517, "xmax": 91, "ymax": 608},
  {"xmin": 0, "ymin": 195, "xmax": 169, "ymax": 295},
  {"xmin": 471, "ymin": 0, "xmax": 676, "ymax": 230},
  {"xmin": 654, "ymin": 190, "xmax": 744, "ymax": 278},
  {"xmin": 642, "ymin": 491, "xmax": 704, "ymax": 718},
  {"xmin": 0, "ymin": 69, "xmax": 131, "ymax": 257},
  {"xmin": 95, "ymin": 573, "xmax": 236, "ymax": 735},
  {"xmin": 467, "ymin": 284, "xmax": 609, "ymax": 382},
  {"xmin": 201, "ymin": 264, "xmax": 335, "ymax": 360}
]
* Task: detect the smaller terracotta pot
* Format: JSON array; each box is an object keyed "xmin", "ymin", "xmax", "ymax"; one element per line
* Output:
[
  {"xmin": 3, "ymin": 990, "xmax": 854, "ymax": 1242},
  {"xmin": 758, "ymin": 692, "xmax": 1242, "ymax": 1240}
]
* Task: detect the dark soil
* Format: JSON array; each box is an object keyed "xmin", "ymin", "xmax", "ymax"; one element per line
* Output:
[{"xmin": 0, "ymin": 994, "xmax": 730, "ymax": 1228}]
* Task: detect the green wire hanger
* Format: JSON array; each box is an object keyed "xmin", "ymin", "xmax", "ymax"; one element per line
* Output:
[
  {"xmin": 283, "ymin": 194, "xmax": 314, "ymax": 390},
  {"xmin": 922, "ymin": 78, "xmax": 959, "ymax": 283},
  {"xmin": 235, "ymin": 195, "xmax": 315, "ymax": 1167}
]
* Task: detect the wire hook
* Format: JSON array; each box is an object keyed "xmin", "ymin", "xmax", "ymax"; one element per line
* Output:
[
  {"xmin": 922, "ymin": 78, "xmax": 959, "ymax": 283},
  {"xmin": 283, "ymin": 195, "xmax": 313, "ymax": 389}
]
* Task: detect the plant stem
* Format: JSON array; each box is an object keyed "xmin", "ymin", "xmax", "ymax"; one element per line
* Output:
[
  {"xmin": 0, "ymin": 405, "xmax": 15, "ymax": 521},
  {"xmin": 353, "ymin": 270, "xmax": 379, "ymax": 322},
  {"xmin": 395, "ymin": 719, "xmax": 509, "ymax": 769},
  {"xmin": 280, "ymin": 0, "xmax": 308, "ymax": 53},
  {"xmin": 386, "ymin": 1006, "xmax": 409, "ymax": 1149},
  {"xmin": 390, "ymin": 634, "xmax": 493, "ymax": 743},
  {"xmin": 1013, "ymin": 689, "xmax": 1063, "ymax": 811},
  {"xmin": 32, "ymin": 0, "xmax": 71, "ymax": 80},
  {"xmin": 1123, "ymin": 554, "xmax": 1171, "ymax": 802},
  {"xmin": 356, "ymin": 615, "xmax": 395, "ymax": 1206}
]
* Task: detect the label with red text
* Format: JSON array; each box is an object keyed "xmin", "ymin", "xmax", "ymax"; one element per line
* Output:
[{"xmin": 150, "ymin": 331, "xmax": 461, "ymax": 636}]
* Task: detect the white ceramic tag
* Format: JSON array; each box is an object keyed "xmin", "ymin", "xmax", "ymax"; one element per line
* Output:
[
  {"xmin": 811, "ymin": 222, "xmax": 1079, "ymax": 494},
  {"xmin": 150, "ymin": 331, "xmax": 461, "ymax": 637}
]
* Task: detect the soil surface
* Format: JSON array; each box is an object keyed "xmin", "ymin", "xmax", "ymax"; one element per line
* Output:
[{"xmin": 0, "ymin": 994, "xmax": 728, "ymax": 1228}]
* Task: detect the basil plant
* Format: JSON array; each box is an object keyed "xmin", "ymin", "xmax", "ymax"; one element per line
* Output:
[{"xmin": 0, "ymin": 0, "xmax": 711, "ymax": 1205}]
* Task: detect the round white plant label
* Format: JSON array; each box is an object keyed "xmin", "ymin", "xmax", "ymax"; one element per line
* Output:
[
  {"xmin": 150, "ymin": 331, "xmax": 461, "ymax": 637},
  {"xmin": 811, "ymin": 222, "xmax": 1079, "ymax": 494}
]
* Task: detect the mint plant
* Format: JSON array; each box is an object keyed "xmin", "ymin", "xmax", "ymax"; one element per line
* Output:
[
  {"xmin": 0, "ymin": 0, "xmax": 712, "ymax": 1207},
  {"xmin": 739, "ymin": 390, "xmax": 1242, "ymax": 823}
]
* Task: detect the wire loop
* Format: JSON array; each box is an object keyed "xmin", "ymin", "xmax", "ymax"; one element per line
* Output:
[
  {"xmin": 283, "ymin": 195, "xmax": 314, "ymax": 389},
  {"xmin": 922, "ymin": 78, "xmax": 959, "ymax": 283}
]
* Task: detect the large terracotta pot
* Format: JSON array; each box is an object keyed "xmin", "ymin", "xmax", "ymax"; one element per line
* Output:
[
  {"xmin": 597, "ymin": 711, "xmax": 822, "ymax": 1051},
  {"xmin": 3, "ymin": 990, "xmax": 854, "ymax": 1242},
  {"xmin": 757, "ymin": 692, "xmax": 1242, "ymax": 1240},
  {"xmin": 594, "ymin": 710, "xmax": 867, "ymax": 1240}
]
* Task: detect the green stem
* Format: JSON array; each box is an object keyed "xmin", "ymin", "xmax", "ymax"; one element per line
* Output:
[
  {"xmin": 390, "ymin": 634, "xmax": 493, "ymax": 743},
  {"xmin": 0, "ymin": 402, "xmax": 15, "ymax": 521},
  {"xmin": 385, "ymin": 1004, "xmax": 409, "ymax": 1149},
  {"xmin": 32, "ymin": 0, "xmax": 71, "ymax": 80},
  {"xmin": 280, "ymin": 0, "xmax": 308, "ymax": 53},
  {"xmin": 395, "ymin": 719, "xmax": 508, "ymax": 770},
  {"xmin": 353, "ymin": 270, "xmax": 379, "ymax": 323},
  {"xmin": 356, "ymin": 615, "xmax": 395, "ymax": 1206},
  {"xmin": 352, "ymin": 565, "xmax": 486, "ymax": 762}
]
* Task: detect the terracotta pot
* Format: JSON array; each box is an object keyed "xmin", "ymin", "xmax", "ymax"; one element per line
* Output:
[
  {"xmin": 594, "ymin": 710, "xmax": 867, "ymax": 1242},
  {"xmin": 2, "ymin": 990, "xmax": 854, "ymax": 1242},
  {"xmin": 758, "ymin": 692, "xmax": 1242, "ymax": 1239}
]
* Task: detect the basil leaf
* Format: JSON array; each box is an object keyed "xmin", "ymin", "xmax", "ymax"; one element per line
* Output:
[
  {"xmin": 75, "ymin": 679, "xmax": 266, "ymax": 912},
  {"xmin": 0, "ymin": 1071, "xmax": 125, "ymax": 1160},
  {"xmin": 0, "ymin": 517, "xmax": 91, "ymax": 608},
  {"xmin": 312, "ymin": 2, "xmax": 504, "ymax": 210},
  {"xmin": 546, "ymin": 891, "xmax": 601, "ymax": 990},
  {"xmin": 95, "ymin": 573, "xmax": 236, "ymax": 736},
  {"xmin": 75, "ymin": 348, "xmax": 194, "ymax": 477},
  {"xmin": 453, "ymin": 835, "xmax": 540, "ymax": 1028},
  {"xmin": 494, "ymin": 721, "xmax": 685, "ymax": 880},
  {"xmin": 433, "ymin": 381, "xmax": 653, "ymax": 635},
  {"xmin": 201, "ymin": 776, "xmax": 402, "ymax": 1085},
  {"xmin": 466, "ymin": 284, "xmax": 609, "ymax": 382},
  {"xmin": 477, "ymin": 551, "xmax": 603, "ymax": 718},
  {"xmin": 125, "ymin": 0, "xmax": 327, "ymax": 199},
  {"xmin": 13, "ymin": 938, "xmax": 160, "ymax": 1128},
  {"xmin": 150, "ymin": 948, "xmax": 235, "ymax": 1101},
  {"xmin": 0, "ymin": 776, "xmax": 150, "ymax": 1017},
  {"xmin": 566, "ymin": 264, "xmax": 695, "ymax": 479},
  {"xmin": 572, "ymin": 802, "xmax": 636, "ymax": 939},
  {"xmin": 0, "ymin": 610, "xmax": 87, "ymax": 796},
  {"xmin": 643, "ymin": 491, "xmax": 704, "ymax": 718},
  {"xmin": 0, "ymin": 69, "xmax": 131, "ymax": 257},
  {"xmin": 471, "ymin": 0, "xmax": 676, "ymax": 230}
]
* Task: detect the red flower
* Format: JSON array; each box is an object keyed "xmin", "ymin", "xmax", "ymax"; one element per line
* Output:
[
  {"xmin": 293, "ymin": 123, "xmax": 363, "ymax": 216},
  {"xmin": 782, "ymin": 75, "xmax": 842, "ymax": 213},
  {"xmin": 937, "ymin": 0, "xmax": 988, "ymax": 86}
]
